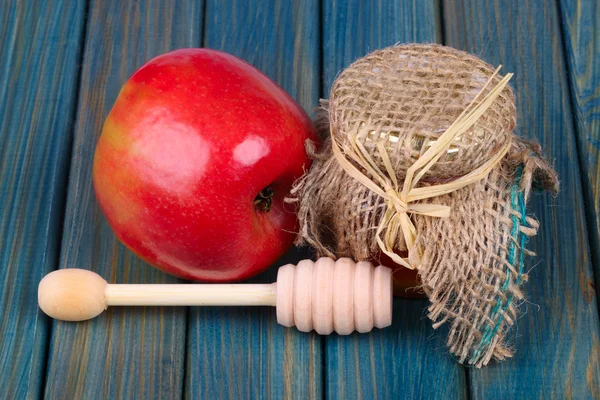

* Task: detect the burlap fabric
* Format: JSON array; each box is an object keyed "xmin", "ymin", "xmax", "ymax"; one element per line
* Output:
[{"xmin": 289, "ymin": 44, "xmax": 558, "ymax": 367}]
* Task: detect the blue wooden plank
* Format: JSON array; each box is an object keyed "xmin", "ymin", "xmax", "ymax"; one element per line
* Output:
[
  {"xmin": 322, "ymin": 0, "xmax": 443, "ymax": 94},
  {"xmin": 0, "ymin": 1, "xmax": 86, "ymax": 398},
  {"xmin": 185, "ymin": 1, "xmax": 322, "ymax": 398},
  {"xmin": 558, "ymin": 0, "xmax": 600, "ymax": 313},
  {"xmin": 43, "ymin": 1, "xmax": 202, "ymax": 398},
  {"xmin": 326, "ymin": 299, "xmax": 468, "ymax": 399},
  {"xmin": 322, "ymin": 1, "xmax": 467, "ymax": 399},
  {"xmin": 443, "ymin": 1, "xmax": 600, "ymax": 398}
]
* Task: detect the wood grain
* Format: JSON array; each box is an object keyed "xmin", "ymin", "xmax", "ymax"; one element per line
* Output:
[
  {"xmin": 558, "ymin": 0, "xmax": 600, "ymax": 308},
  {"xmin": 0, "ymin": 1, "xmax": 86, "ymax": 399},
  {"xmin": 322, "ymin": 1, "xmax": 467, "ymax": 399},
  {"xmin": 43, "ymin": 1, "xmax": 202, "ymax": 399},
  {"xmin": 322, "ymin": 0, "xmax": 443, "ymax": 94},
  {"xmin": 327, "ymin": 299, "xmax": 468, "ymax": 400},
  {"xmin": 185, "ymin": 2, "xmax": 322, "ymax": 398},
  {"xmin": 186, "ymin": 250, "xmax": 323, "ymax": 400},
  {"xmin": 443, "ymin": 1, "xmax": 600, "ymax": 398}
]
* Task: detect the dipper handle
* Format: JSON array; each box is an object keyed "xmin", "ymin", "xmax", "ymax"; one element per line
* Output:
[{"xmin": 38, "ymin": 271, "xmax": 276, "ymax": 321}]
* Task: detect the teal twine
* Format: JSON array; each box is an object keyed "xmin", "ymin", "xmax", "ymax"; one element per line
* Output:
[{"xmin": 470, "ymin": 165, "xmax": 527, "ymax": 364}]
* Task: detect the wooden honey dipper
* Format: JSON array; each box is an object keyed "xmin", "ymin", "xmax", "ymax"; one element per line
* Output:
[{"xmin": 38, "ymin": 257, "xmax": 393, "ymax": 335}]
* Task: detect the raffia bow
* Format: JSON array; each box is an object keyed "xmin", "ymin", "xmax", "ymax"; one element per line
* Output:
[{"xmin": 331, "ymin": 67, "xmax": 513, "ymax": 269}]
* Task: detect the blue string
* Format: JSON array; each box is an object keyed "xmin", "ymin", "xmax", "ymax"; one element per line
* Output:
[{"xmin": 470, "ymin": 166, "xmax": 526, "ymax": 363}]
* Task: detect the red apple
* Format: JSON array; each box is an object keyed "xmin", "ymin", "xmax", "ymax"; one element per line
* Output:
[{"xmin": 93, "ymin": 49, "xmax": 318, "ymax": 281}]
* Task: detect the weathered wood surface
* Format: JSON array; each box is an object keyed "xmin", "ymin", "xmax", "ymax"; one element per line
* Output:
[
  {"xmin": 43, "ymin": 1, "xmax": 202, "ymax": 399},
  {"xmin": 322, "ymin": 1, "xmax": 467, "ymax": 399},
  {"xmin": 0, "ymin": 1, "xmax": 86, "ymax": 399},
  {"xmin": 558, "ymin": 0, "xmax": 600, "ymax": 307},
  {"xmin": 444, "ymin": 1, "xmax": 600, "ymax": 398},
  {"xmin": 185, "ymin": 1, "xmax": 322, "ymax": 399}
]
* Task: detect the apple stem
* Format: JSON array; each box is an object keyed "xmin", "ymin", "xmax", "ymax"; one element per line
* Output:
[{"xmin": 254, "ymin": 187, "xmax": 274, "ymax": 212}]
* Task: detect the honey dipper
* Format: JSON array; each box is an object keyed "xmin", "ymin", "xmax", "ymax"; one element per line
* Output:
[{"xmin": 38, "ymin": 257, "xmax": 392, "ymax": 335}]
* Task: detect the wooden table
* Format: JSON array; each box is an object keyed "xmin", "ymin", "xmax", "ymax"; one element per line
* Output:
[{"xmin": 1, "ymin": 1, "xmax": 599, "ymax": 398}]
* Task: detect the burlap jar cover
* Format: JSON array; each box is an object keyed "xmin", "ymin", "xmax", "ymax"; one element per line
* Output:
[{"xmin": 289, "ymin": 44, "xmax": 559, "ymax": 367}]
